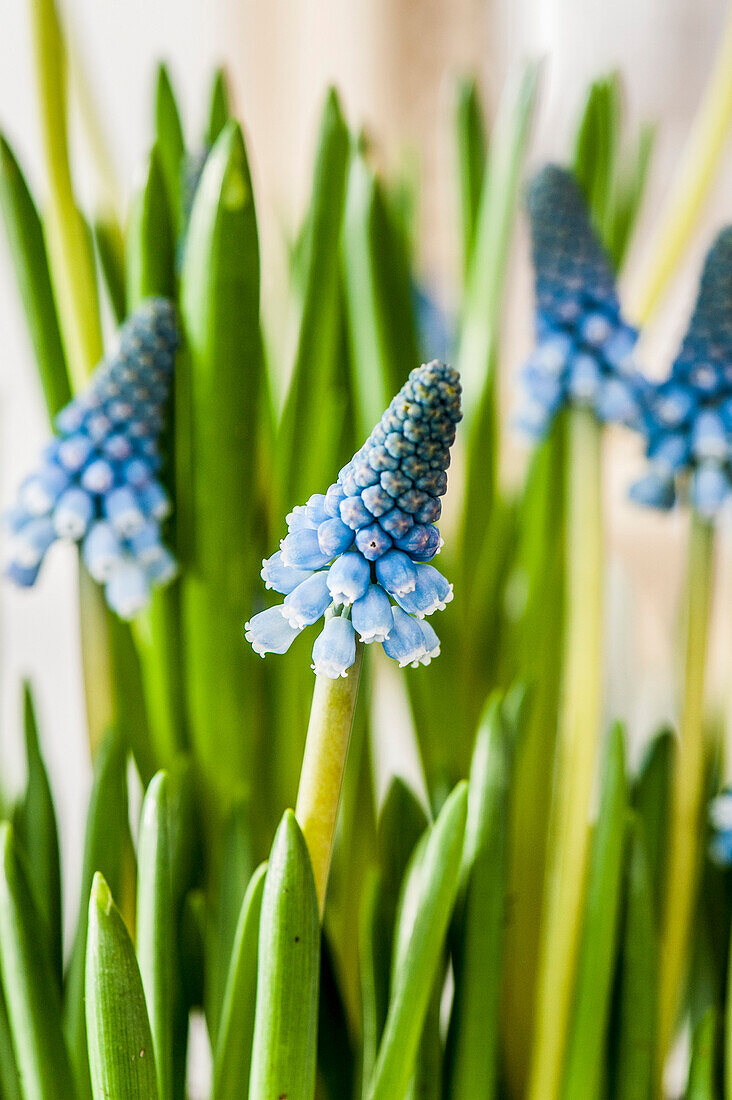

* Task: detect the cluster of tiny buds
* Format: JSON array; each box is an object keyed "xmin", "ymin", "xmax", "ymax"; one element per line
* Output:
[{"xmin": 4, "ymin": 299, "xmax": 179, "ymax": 619}]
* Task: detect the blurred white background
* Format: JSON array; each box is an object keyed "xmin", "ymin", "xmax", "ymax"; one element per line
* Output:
[{"xmin": 1, "ymin": 0, "xmax": 731, "ymax": 991}]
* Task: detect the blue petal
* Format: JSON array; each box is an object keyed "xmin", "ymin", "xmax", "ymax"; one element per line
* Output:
[
  {"xmin": 374, "ymin": 549, "xmax": 418, "ymax": 598},
  {"xmin": 691, "ymin": 410, "xmax": 727, "ymax": 461},
  {"xmin": 245, "ymin": 605, "xmax": 303, "ymax": 656},
  {"xmin": 53, "ymin": 488, "xmax": 94, "ymax": 540},
  {"xmin": 18, "ymin": 464, "xmax": 71, "ymax": 516},
  {"xmin": 280, "ymin": 527, "xmax": 332, "ymax": 570},
  {"xmin": 317, "ymin": 516, "xmax": 355, "ymax": 557},
  {"xmin": 394, "ymin": 564, "xmax": 453, "ymax": 618},
  {"xmin": 311, "ymin": 615, "xmax": 356, "ymax": 678},
  {"xmin": 327, "ymin": 551, "xmax": 370, "ymax": 605},
  {"xmin": 352, "ymin": 583, "xmax": 393, "ymax": 643},
  {"xmin": 7, "ymin": 517, "xmax": 56, "ymax": 569},
  {"xmin": 104, "ymin": 486, "xmax": 147, "ymax": 537},
  {"xmin": 628, "ymin": 472, "xmax": 676, "ymax": 511},
  {"xmin": 355, "ymin": 523, "xmax": 393, "ymax": 561},
  {"xmin": 283, "ymin": 571, "xmax": 333, "ymax": 629},
  {"xmin": 415, "ymin": 619, "xmax": 441, "ymax": 665},
  {"xmin": 286, "ymin": 505, "xmax": 317, "ymax": 533},
  {"xmin": 382, "ymin": 606, "xmax": 428, "ymax": 667},
  {"xmin": 81, "ymin": 458, "xmax": 116, "ymax": 495},
  {"xmin": 691, "ymin": 462, "xmax": 729, "ymax": 517},
  {"xmin": 138, "ymin": 481, "xmax": 172, "ymax": 521},
  {"xmin": 105, "ymin": 561, "xmax": 150, "ymax": 620},
  {"xmin": 305, "ymin": 493, "xmax": 329, "ymax": 525},
  {"xmin": 82, "ymin": 522, "xmax": 125, "ymax": 582},
  {"xmin": 339, "ymin": 494, "xmax": 373, "ymax": 531},
  {"xmin": 261, "ymin": 551, "xmax": 314, "ymax": 595}
]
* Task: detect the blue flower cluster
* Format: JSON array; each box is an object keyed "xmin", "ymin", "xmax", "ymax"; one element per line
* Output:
[
  {"xmin": 517, "ymin": 165, "xmax": 644, "ymax": 438},
  {"xmin": 708, "ymin": 788, "xmax": 732, "ymax": 865},
  {"xmin": 245, "ymin": 360, "xmax": 461, "ymax": 678},
  {"xmin": 4, "ymin": 299, "xmax": 179, "ymax": 619},
  {"xmin": 630, "ymin": 228, "xmax": 732, "ymax": 516}
]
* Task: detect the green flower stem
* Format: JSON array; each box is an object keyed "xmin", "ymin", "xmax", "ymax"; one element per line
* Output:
[
  {"xmin": 656, "ymin": 512, "xmax": 715, "ymax": 1083},
  {"xmin": 296, "ymin": 644, "xmax": 363, "ymax": 914},
  {"xmin": 629, "ymin": 4, "xmax": 732, "ymax": 324},
  {"xmin": 528, "ymin": 407, "xmax": 604, "ymax": 1100}
]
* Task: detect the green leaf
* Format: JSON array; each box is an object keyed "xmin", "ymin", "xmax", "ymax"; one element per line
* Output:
[
  {"xmin": 64, "ymin": 729, "xmax": 134, "ymax": 1099},
  {"xmin": 563, "ymin": 723, "xmax": 629, "ymax": 1100},
  {"xmin": 444, "ymin": 698, "xmax": 510, "ymax": 1100},
  {"xmin": 275, "ymin": 88, "xmax": 350, "ymax": 512},
  {"xmin": 454, "ymin": 77, "xmax": 488, "ymax": 286},
  {"xmin": 572, "ymin": 75, "xmax": 621, "ymax": 241},
  {"xmin": 86, "ymin": 873, "xmax": 159, "ymax": 1099},
  {"xmin": 0, "ymin": 133, "xmax": 71, "ymax": 418},
  {"xmin": 94, "ymin": 217, "xmax": 127, "ymax": 323},
  {"xmin": 136, "ymin": 773, "xmax": 176, "ymax": 1100},
  {"xmin": 607, "ymin": 123, "xmax": 655, "ymax": 269},
  {"xmin": 318, "ymin": 934, "xmax": 355, "ymax": 1100},
  {"xmin": 687, "ymin": 1008, "xmax": 719, "ymax": 1100},
  {"xmin": 13, "ymin": 684, "xmax": 62, "ymax": 988},
  {"xmin": 126, "ymin": 146, "xmax": 175, "ymax": 306},
  {"xmin": 612, "ymin": 815, "xmax": 658, "ymax": 1100},
  {"xmin": 249, "ymin": 811, "xmax": 320, "ymax": 1100},
  {"xmin": 632, "ymin": 728, "xmax": 674, "ymax": 920},
  {"xmin": 367, "ymin": 782, "xmax": 468, "ymax": 1100},
  {"xmin": 212, "ymin": 862, "xmax": 266, "ymax": 1100},
  {"xmin": 206, "ymin": 69, "xmax": 231, "ymax": 148},
  {"xmin": 0, "ymin": 983, "xmax": 22, "ymax": 1100},
  {"xmin": 0, "ymin": 823, "xmax": 75, "ymax": 1098},
  {"xmin": 155, "ymin": 64, "xmax": 185, "ymax": 235},
  {"xmin": 341, "ymin": 150, "xmax": 421, "ymax": 439},
  {"xmin": 179, "ymin": 120, "xmax": 265, "ymax": 814}
]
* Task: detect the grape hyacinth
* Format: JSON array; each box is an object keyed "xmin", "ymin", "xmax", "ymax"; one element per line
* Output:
[
  {"xmin": 4, "ymin": 299, "xmax": 179, "ymax": 619},
  {"xmin": 517, "ymin": 164, "xmax": 644, "ymax": 438},
  {"xmin": 246, "ymin": 360, "xmax": 461, "ymax": 678},
  {"xmin": 630, "ymin": 228, "xmax": 732, "ymax": 516}
]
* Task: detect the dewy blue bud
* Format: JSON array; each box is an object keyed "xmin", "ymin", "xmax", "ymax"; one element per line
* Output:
[
  {"xmin": 246, "ymin": 360, "xmax": 461, "ymax": 677},
  {"xmin": 631, "ymin": 227, "xmax": 732, "ymax": 515},
  {"xmin": 517, "ymin": 165, "xmax": 643, "ymax": 438},
  {"xmin": 4, "ymin": 299, "xmax": 179, "ymax": 616}
]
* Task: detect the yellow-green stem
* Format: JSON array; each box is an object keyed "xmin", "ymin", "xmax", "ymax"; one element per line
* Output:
[
  {"xmin": 656, "ymin": 512, "xmax": 715, "ymax": 1087},
  {"xmin": 629, "ymin": 4, "xmax": 732, "ymax": 325},
  {"xmin": 30, "ymin": 0, "xmax": 103, "ymax": 384},
  {"xmin": 295, "ymin": 644, "xmax": 363, "ymax": 915},
  {"xmin": 528, "ymin": 407, "xmax": 603, "ymax": 1100}
]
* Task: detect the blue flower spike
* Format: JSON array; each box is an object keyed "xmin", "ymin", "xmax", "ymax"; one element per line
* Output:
[
  {"xmin": 246, "ymin": 360, "xmax": 461, "ymax": 678},
  {"xmin": 3, "ymin": 299, "xmax": 179, "ymax": 619},
  {"xmin": 709, "ymin": 788, "xmax": 732, "ymax": 865},
  {"xmin": 518, "ymin": 165, "xmax": 644, "ymax": 438},
  {"xmin": 630, "ymin": 228, "xmax": 732, "ymax": 517}
]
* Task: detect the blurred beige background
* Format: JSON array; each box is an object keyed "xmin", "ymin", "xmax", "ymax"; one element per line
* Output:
[{"xmin": 1, "ymin": 1, "xmax": 731, "ymax": 1030}]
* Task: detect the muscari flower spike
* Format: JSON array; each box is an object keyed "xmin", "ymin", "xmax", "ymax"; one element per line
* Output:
[
  {"xmin": 4, "ymin": 298, "xmax": 179, "ymax": 619},
  {"xmin": 517, "ymin": 164, "xmax": 645, "ymax": 438},
  {"xmin": 630, "ymin": 228, "xmax": 732, "ymax": 517},
  {"xmin": 708, "ymin": 788, "xmax": 732, "ymax": 865},
  {"xmin": 246, "ymin": 360, "xmax": 461, "ymax": 678}
]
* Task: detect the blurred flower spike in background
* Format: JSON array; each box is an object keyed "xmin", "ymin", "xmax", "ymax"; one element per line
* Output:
[
  {"xmin": 246, "ymin": 359, "xmax": 461, "ymax": 677},
  {"xmin": 631, "ymin": 227, "xmax": 732, "ymax": 516},
  {"xmin": 3, "ymin": 298, "xmax": 179, "ymax": 619},
  {"xmin": 518, "ymin": 164, "xmax": 644, "ymax": 439}
]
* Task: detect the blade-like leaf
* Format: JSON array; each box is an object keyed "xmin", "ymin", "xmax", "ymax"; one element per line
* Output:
[
  {"xmin": 0, "ymin": 133, "xmax": 71, "ymax": 417},
  {"xmin": 86, "ymin": 873, "xmax": 159, "ymax": 1099},
  {"xmin": 454, "ymin": 77, "xmax": 488, "ymax": 286},
  {"xmin": 0, "ymin": 823, "xmax": 75, "ymax": 1097},
  {"xmin": 632, "ymin": 727, "xmax": 674, "ymax": 919},
  {"xmin": 687, "ymin": 1008, "xmax": 719, "ymax": 1100},
  {"xmin": 367, "ymin": 782, "xmax": 468, "ymax": 1100},
  {"xmin": 126, "ymin": 147, "xmax": 175, "ymax": 306},
  {"xmin": 563, "ymin": 723, "xmax": 629, "ymax": 1100},
  {"xmin": 445, "ymin": 699, "xmax": 511, "ymax": 1100},
  {"xmin": 13, "ymin": 684, "xmax": 62, "ymax": 988},
  {"xmin": 0, "ymin": 982, "xmax": 22, "ymax": 1100},
  {"xmin": 155, "ymin": 64, "xmax": 185, "ymax": 235},
  {"xmin": 64, "ymin": 729, "xmax": 134, "ymax": 1099},
  {"xmin": 249, "ymin": 811, "xmax": 320, "ymax": 1100},
  {"xmin": 206, "ymin": 69, "xmax": 231, "ymax": 149},
  {"xmin": 212, "ymin": 862, "xmax": 266, "ymax": 1100},
  {"xmin": 94, "ymin": 217, "xmax": 126, "ymax": 323}
]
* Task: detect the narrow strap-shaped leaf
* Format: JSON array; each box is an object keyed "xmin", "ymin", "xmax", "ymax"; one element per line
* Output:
[
  {"xmin": 632, "ymin": 728, "xmax": 674, "ymax": 919},
  {"xmin": 375, "ymin": 778, "xmax": 429, "ymax": 979},
  {"xmin": 342, "ymin": 151, "xmax": 420, "ymax": 439},
  {"xmin": 275, "ymin": 88, "xmax": 349, "ymax": 513},
  {"xmin": 405, "ymin": 974, "xmax": 443, "ymax": 1100},
  {"xmin": 613, "ymin": 815, "xmax": 658, "ymax": 1100},
  {"xmin": 317, "ymin": 934, "xmax": 355, "ymax": 1100},
  {"xmin": 454, "ymin": 77, "xmax": 488, "ymax": 286},
  {"xmin": 359, "ymin": 868, "xmax": 383, "ymax": 1097},
  {"xmin": 13, "ymin": 684, "xmax": 62, "ymax": 989},
  {"xmin": 563, "ymin": 723, "xmax": 628, "ymax": 1100},
  {"xmin": 206, "ymin": 69, "xmax": 231, "ymax": 148},
  {"xmin": 606, "ymin": 122, "xmax": 655, "ymax": 269},
  {"xmin": 86, "ymin": 873, "xmax": 159, "ymax": 1099},
  {"xmin": 367, "ymin": 782, "xmax": 468, "ymax": 1100},
  {"xmin": 249, "ymin": 811, "xmax": 320, "ymax": 1100},
  {"xmin": 93, "ymin": 217, "xmax": 126, "ymax": 323},
  {"xmin": 0, "ymin": 982, "xmax": 22, "ymax": 1100},
  {"xmin": 155, "ymin": 64, "xmax": 185, "ymax": 235},
  {"xmin": 0, "ymin": 134, "xmax": 71, "ymax": 417},
  {"xmin": 179, "ymin": 120, "xmax": 265, "ymax": 817},
  {"xmin": 212, "ymin": 862, "xmax": 266, "ymax": 1100},
  {"xmin": 0, "ymin": 823, "xmax": 75, "ymax": 1098},
  {"xmin": 64, "ymin": 729, "xmax": 133, "ymax": 1100},
  {"xmin": 572, "ymin": 75, "xmax": 620, "ymax": 240},
  {"xmin": 126, "ymin": 147, "xmax": 175, "ymax": 306},
  {"xmin": 444, "ymin": 699, "xmax": 510, "ymax": 1100},
  {"xmin": 687, "ymin": 1008, "xmax": 719, "ymax": 1100},
  {"xmin": 136, "ymin": 772, "xmax": 175, "ymax": 1100}
]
